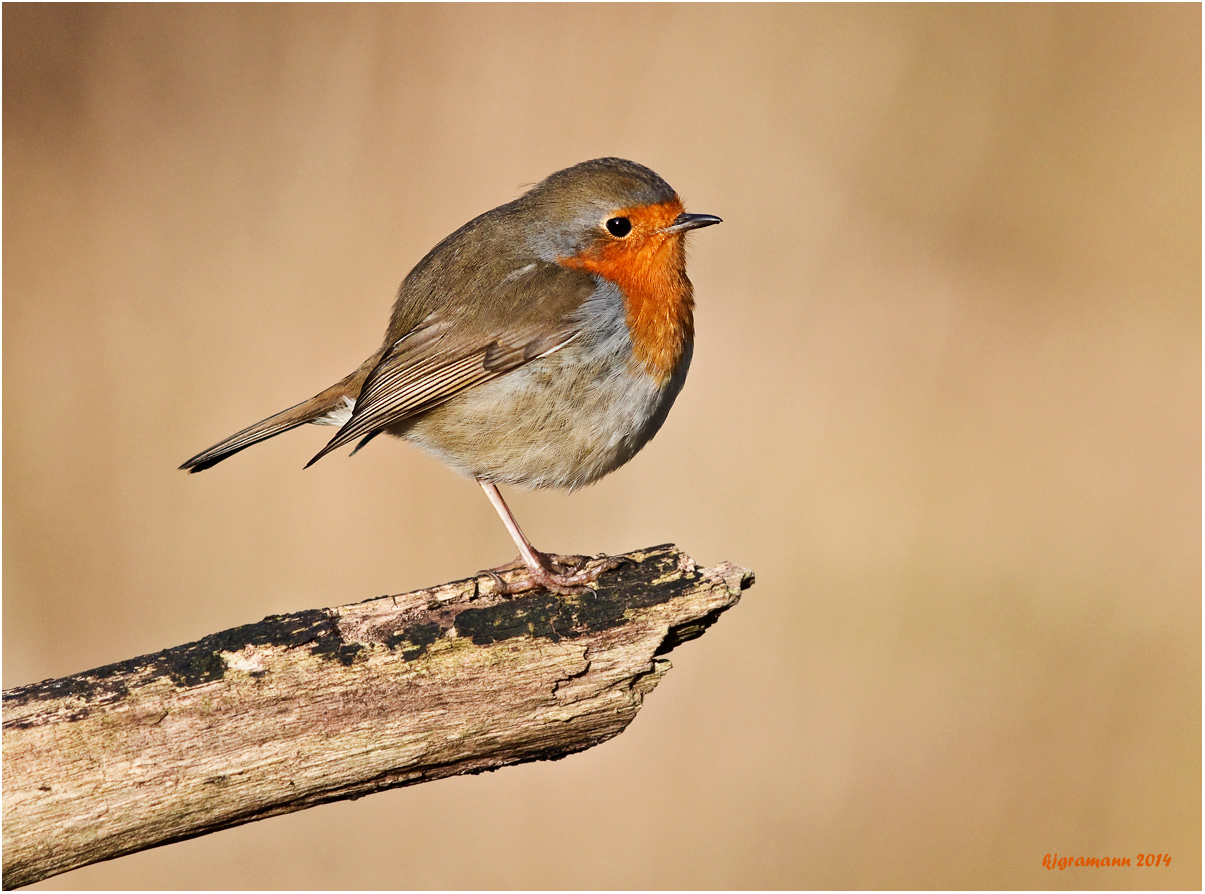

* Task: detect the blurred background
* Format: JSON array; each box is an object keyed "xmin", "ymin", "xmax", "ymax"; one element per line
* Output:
[{"xmin": 4, "ymin": 4, "xmax": 1199, "ymax": 889}]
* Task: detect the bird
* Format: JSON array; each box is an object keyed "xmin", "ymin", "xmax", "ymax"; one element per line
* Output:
[{"xmin": 181, "ymin": 157, "xmax": 721, "ymax": 595}]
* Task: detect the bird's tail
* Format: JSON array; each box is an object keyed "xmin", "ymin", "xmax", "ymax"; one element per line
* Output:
[{"xmin": 180, "ymin": 352, "xmax": 382, "ymax": 473}]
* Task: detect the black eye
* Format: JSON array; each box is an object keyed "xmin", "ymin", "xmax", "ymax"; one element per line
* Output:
[{"xmin": 605, "ymin": 216, "xmax": 632, "ymax": 238}]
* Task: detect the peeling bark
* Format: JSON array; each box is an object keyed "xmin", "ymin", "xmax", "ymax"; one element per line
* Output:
[{"xmin": 3, "ymin": 545, "xmax": 752, "ymax": 888}]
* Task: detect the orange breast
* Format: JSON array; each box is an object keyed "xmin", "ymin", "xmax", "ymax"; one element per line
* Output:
[{"xmin": 560, "ymin": 199, "xmax": 695, "ymax": 384}]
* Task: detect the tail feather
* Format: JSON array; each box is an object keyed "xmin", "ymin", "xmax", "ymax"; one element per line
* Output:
[
  {"xmin": 180, "ymin": 398, "xmax": 329, "ymax": 472},
  {"xmin": 181, "ymin": 352, "xmax": 383, "ymax": 473}
]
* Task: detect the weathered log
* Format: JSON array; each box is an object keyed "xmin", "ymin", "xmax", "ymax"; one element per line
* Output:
[{"xmin": 3, "ymin": 544, "xmax": 752, "ymax": 888}]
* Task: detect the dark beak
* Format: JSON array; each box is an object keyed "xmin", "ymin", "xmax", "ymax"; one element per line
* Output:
[{"xmin": 664, "ymin": 212, "xmax": 723, "ymax": 234}]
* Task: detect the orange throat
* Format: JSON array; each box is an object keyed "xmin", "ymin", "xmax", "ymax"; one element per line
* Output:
[{"xmin": 561, "ymin": 199, "xmax": 695, "ymax": 383}]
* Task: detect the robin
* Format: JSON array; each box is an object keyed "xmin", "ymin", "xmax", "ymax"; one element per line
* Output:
[{"xmin": 181, "ymin": 158, "xmax": 721, "ymax": 594}]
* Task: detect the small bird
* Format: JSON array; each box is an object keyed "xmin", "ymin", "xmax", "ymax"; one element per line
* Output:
[{"xmin": 181, "ymin": 158, "xmax": 721, "ymax": 594}]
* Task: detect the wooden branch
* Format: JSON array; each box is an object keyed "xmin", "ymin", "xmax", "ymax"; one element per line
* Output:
[{"xmin": 2, "ymin": 544, "xmax": 752, "ymax": 888}]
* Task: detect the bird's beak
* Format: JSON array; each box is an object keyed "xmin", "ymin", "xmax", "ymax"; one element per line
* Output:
[{"xmin": 663, "ymin": 212, "xmax": 723, "ymax": 234}]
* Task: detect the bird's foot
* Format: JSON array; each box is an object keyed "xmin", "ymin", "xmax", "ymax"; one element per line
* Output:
[{"xmin": 478, "ymin": 551, "xmax": 630, "ymax": 597}]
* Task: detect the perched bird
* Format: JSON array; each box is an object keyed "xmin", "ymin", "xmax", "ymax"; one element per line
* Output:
[{"xmin": 181, "ymin": 158, "xmax": 721, "ymax": 594}]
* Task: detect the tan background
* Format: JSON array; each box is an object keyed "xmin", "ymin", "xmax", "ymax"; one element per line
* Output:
[{"xmin": 4, "ymin": 4, "xmax": 1200, "ymax": 889}]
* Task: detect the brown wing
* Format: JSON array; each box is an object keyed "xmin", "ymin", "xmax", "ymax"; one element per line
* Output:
[{"xmin": 305, "ymin": 261, "xmax": 596, "ymax": 467}]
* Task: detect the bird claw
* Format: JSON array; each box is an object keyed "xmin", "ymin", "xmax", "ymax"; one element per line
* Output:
[
  {"xmin": 475, "ymin": 567, "xmax": 509, "ymax": 593},
  {"xmin": 477, "ymin": 551, "xmax": 627, "ymax": 597}
]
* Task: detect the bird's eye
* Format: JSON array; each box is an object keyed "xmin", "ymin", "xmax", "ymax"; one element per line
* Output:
[{"xmin": 605, "ymin": 216, "xmax": 632, "ymax": 238}]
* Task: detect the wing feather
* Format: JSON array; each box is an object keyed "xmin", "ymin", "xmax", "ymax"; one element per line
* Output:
[{"xmin": 305, "ymin": 261, "xmax": 595, "ymax": 466}]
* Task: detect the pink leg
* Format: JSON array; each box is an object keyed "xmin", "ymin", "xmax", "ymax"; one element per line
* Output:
[
  {"xmin": 476, "ymin": 479, "xmax": 623, "ymax": 596},
  {"xmin": 477, "ymin": 479, "xmax": 548, "ymax": 576}
]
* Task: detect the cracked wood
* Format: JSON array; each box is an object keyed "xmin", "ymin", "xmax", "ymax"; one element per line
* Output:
[{"xmin": 2, "ymin": 544, "xmax": 753, "ymax": 888}]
